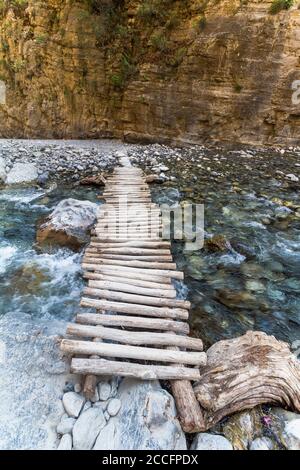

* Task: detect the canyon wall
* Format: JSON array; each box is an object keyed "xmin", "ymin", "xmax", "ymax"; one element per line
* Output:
[{"xmin": 0, "ymin": 0, "xmax": 300, "ymax": 145}]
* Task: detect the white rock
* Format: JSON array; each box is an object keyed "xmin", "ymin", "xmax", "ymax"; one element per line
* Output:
[
  {"xmin": 57, "ymin": 434, "xmax": 72, "ymax": 450},
  {"xmin": 250, "ymin": 437, "xmax": 274, "ymax": 450},
  {"xmin": 57, "ymin": 417, "xmax": 76, "ymax": 435},
  {"xmin": 6, "ymin": 163, "xmax": 38, "ymax": 184},
  {"xmin": 62, "ymin": 392, "xmax": 85, "ymax": 418},
  {"xmin": 107, "ymin": 399, "xmax": 121, "ymax": 417},
  {"xmin": 284, "ymin": 419, "xmax": 300, "ymax": 450},
  {"xmin": 93, "ymin": 379, "xmax": 186, "ymax": 450},
  {"xmin": 191, "ymin": 433, "xmax": 233, "ymax": 450},
  {"xmin": 72, "ymin": 407, "xmax": 106, "ymax": 450},
  {"xmin": 98, "ymin": 381, "xmax": 112, "ymax": 401},
  {"xmin": 0, "ymin": 157, "xmax": 6, "ymax": 182},
  {"xmin": 286, "ymin": 173, "xmax": 299, "ymax": 182},
  {"xmin": 74, "ymin": 383, "xmax": 82, "ymax": 394}
]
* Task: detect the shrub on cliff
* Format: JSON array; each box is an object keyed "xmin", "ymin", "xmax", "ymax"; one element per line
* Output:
[{"xmin": 269, "ymin": 0, "xmax": 294, "ymax": 14}]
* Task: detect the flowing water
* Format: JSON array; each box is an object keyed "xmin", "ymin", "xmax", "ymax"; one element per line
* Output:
[{"xmin": 0, "ymin": 148, "xmax": 299, "ymax": 448}]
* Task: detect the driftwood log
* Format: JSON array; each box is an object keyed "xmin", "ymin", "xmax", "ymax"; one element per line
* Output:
[{"xmin": 194, "ymin": 331, "xmax": 300, "ymax": 430}]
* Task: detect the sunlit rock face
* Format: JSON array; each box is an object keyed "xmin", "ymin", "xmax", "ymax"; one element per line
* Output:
[{"xmin": 0, "ymin": 1, "xmax": 300, "ymax": 146}]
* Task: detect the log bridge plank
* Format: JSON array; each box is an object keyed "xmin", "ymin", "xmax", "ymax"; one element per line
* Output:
[{"xmin": 60, "ymin": 165, "xmax": 206, "ymax": 432}]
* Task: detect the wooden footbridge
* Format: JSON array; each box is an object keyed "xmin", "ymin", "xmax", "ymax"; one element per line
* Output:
[{"xmin": 61, "ymin": 164, "xmax": 206, "ymax": 432}]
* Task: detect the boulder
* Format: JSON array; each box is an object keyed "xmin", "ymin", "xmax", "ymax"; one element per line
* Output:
[
  {"xmin": 36, "ymin": 198, "xmax": 98, "ymax": 250},
  {"xmin": 93, "ymin": 379, "xmax": 186, "ymax": 450},
  {"xmin": 72, "ymin": 407, "xmax": 106, "ymax": 450},
  {"xmin": 205, "ymin": 234, "xmax": 231, "ymax": 252},
  {"xmin": 6, "ymin": 163, "xmax": 38, "ymax": 184},
  {"xmin": 62, "ymin": 392, "xmax": 85, "ymax": 418},
  {"xmin": 145, "ymin": 174, "xmax": 165, "ymax": 184},
  {"xmin": 190, "ymin": 433, "xmax": 233, "ymax": 450}
]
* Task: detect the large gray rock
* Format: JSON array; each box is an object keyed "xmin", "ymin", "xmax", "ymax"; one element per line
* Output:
[
  {"xmin": 93, "ymin": 379, "xmax": 186, "ymax": 450},
  {"xmin": 72, "ymin": 407, "xmax": 106, "ymax": 450},
  {"xmin": 6, "ymin": 163, "xmax": 38, "ymax": 184},
  {"xmin": 0, "ymin": 157, "xmax": 6, "ymax": 183},
  {"xmin": 62, "ymin": 392, "xmax": 85, "ymax": 418},
  {"xmin": 37, "ymin": 198, "xmax": 98, "ymax": 249},
  {"xmin": 191, "ymin": 433, "xmax": 233, "ymax": 450}
]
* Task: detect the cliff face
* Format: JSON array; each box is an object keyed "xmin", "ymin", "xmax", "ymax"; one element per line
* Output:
[{"xmin": 0, "ymin": 0, "xmax": 300, "ymax": 145}]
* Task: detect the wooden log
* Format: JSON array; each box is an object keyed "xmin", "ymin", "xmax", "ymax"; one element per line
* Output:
[
  {"xmin": 80, "ymin": 298, "xmax": 189, "ymax": 320},
  {"xmin": 61, "ymin": 339, "xmax": 206, "ymax": 365},
  {"xmin": 76, "ymin": 312, "xmax": 189, "ymax": 332},
  {"xmin": 91, "ymin": 248, "xmax": 170, "ymax": 255},
  {"xmin": 83, "ymin": 268, "xmax": 172, "ymax": 284},
  {"xmin": 86, "ymin": 254, "xmax": 173, "ymax": 262},
  {"xmin": 83, "ymin": 272, "xmax": 174, "ymax": 290},
  {"xmin": 88, "ymin": 280, "xmax": 176, "ymax": 299},
  {"xmin": 82, "ymin": 259, "xmax": 177, "ymax": 270},
  {"xmin": 67, "ymin": 324, "xmax": 203, "ymax": 350},
  {"xmin": 71, "ymin": 358, "xmax": 201, "ymax": 381},
  {"xmin": 171, "ymin": 380, "xmax": 206, "ymax": 433},
  {"xmin": 193, "ymin": 331, "xmax": 300, "ymax": 430},
  {"xmin": 82, "ymin": 263, "xmax": 184, "ymax": 280},
  {"xmin": 89, "ymin": 240, "xmax": 170, "ymax": 248},
  {"xmin": 83, "ymin": 287, "xmax": 191, "ymax": 309},
  {"xmin": 83, "ymin": 336, "xmax": 101, "ymax": 401}
]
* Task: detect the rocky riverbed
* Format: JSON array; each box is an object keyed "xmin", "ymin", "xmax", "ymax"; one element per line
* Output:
[{"xmin": 0, "ymin": 139, "xmax": 299, "ymax": 450}]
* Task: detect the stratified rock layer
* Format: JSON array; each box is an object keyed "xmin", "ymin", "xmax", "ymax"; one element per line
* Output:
[{"xmin": 1, "ymin": 1, "xmax": 300, "ymax": 146}]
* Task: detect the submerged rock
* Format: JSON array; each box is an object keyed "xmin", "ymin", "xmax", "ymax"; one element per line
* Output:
[
  {"xmin": 190, "ymin": 433, "xmax": 233, "ymax": 450},
  {"xmin": 205, "ymin": 235, "xmax": 231, "ymax": 252},
  {"xmin": 6, "ymin": 163, "xmax": 38, "ymax": 184},
  {"xmin": 36, "ymin": 198, "xmax": 98, "ymax": 250},
  {"xmin": 93, "ymin": 378, "xmax": 186, "ymax": 450}
]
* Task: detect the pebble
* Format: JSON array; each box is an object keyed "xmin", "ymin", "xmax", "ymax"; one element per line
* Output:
[
  {"xmin": 286, "ymin": 173, "xmax": 299, "ymax": 182},
  {"xmin": 74, "ymin": 383, "xmax": 82, "ymax": 394},
  {"xmin": 62, "ymin": 392, "xmax": 85, "ymax": 418},
  {"xmin": 98, "ymin": 381, "xmax": 112, "ymax": 401},
  {"xmin": 57, "ymin": 417, "xmax": 76, "ymax": 435},
  {"xmin": 107, "ymin": 398, "xmax": 121, "ymax": 417}
]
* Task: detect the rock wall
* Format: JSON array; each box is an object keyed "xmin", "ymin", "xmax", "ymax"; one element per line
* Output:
[{"xmin": 0, "ymin": 0, "xmax": 300, "ymax": 145}]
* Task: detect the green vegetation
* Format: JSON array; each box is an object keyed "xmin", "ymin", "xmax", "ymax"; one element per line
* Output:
[
  {"xmin": 0, "ymin": 0, "xmax": 27, "ymax": 14},
  {"xmin": 233, "ymin": 82, "xmax": 243, "ymax": 93},
  {"xmin": 137, "ymin": 1, "xmax": 161, "ymax": 21},
  {"xmin": 193, "ymin": 15, "xmax": 207, "ymax": 32},
  {"xmin": 150, "ymin": 33, "xmax": 168, "ymax": 52},
  {"xmin": 269, "ymin": 0, "xmax": 294, "ymax": 14},
  {"xmin": 111, "ymin": 53, "xmax": 137, "ymax": 89},
  {"xmin": 35, "ymin": 34, "xmax": 49, "ymax": 46}
]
